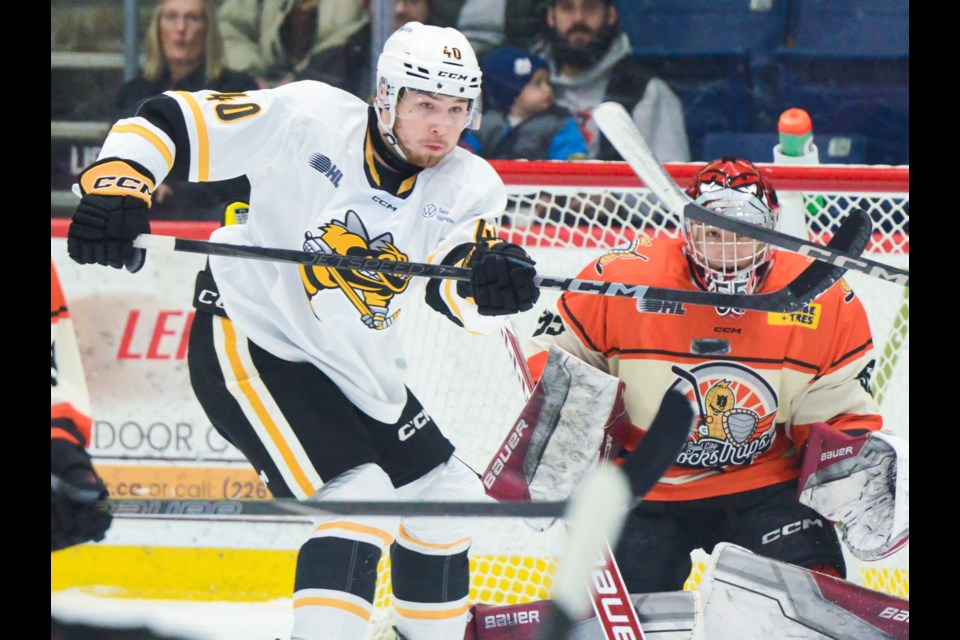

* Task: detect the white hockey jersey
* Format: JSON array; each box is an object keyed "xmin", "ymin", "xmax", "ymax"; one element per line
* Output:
[{"xmin": 96, "ymin": 81, "xmax": 509, "ymax": 423}]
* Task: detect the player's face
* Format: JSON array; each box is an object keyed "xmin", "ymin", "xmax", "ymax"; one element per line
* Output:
[
  {"xmin": 158, "ymin": 0, "xmax": 207, "ymax": 69},
  {"xmin": 548, "ymin": 0, "xmax": 616, "ymax": 48},
  {"xmin": 689, "ymin": 223, "xmax": 765, "ymax": 272},
  {"xmin": 393, "ymin": 91, "xmax": 471, "ymax": 168}
]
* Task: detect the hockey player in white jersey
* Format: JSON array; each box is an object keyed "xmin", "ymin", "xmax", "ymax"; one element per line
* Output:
[{"xmin": 66, "ymin": 22, "xmax": 540, "ymax": 640}]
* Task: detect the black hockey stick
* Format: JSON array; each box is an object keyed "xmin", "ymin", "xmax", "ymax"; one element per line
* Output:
[
  {"xmin": 106, "ymin": 391, "xmax": 692, "ymax": 522},
  {"xmin": 538, "ymin": 390, "xmax": 695, "ymax": 640},
  {"xmin": 132, "ymin": 219, "xmax": 865, "ymax": 313},
  {"xmin": 592, "ymin": 101, "xmax": 909, "ymax": 288}
]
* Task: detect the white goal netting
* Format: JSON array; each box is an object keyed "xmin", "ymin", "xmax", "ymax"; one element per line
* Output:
[{"xmin": 373, "ymin": 161, "xmax": 909, "ymax": 635}]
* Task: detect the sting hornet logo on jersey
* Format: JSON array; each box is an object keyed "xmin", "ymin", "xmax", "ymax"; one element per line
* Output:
[
  {"xmin": 594, "ymin": 237, "xmax": 651, "ymax": 274},
  {"xmin": 669, "ymin": 362, "xmax": 779, "ymax": 468},
  {"xmin": 300, "ymin": 210, "xmax": 411, "ymax": 330}
]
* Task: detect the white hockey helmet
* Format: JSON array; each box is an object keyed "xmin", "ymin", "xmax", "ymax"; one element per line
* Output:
[{"xmin": 375, "ymin": 22, "xmax": 483, "ymax": 136}]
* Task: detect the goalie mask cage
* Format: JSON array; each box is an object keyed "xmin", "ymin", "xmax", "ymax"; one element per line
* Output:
[{"xmin": 380, "ymin": 161, "xmax": 909, "ymax": 636}]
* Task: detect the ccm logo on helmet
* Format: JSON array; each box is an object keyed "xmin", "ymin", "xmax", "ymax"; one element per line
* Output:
[
  {"xmin": 92, "ymin": 175, "xmax": 151, "ymax": 195},
  {"xmin": 437, "ymin": 71, "xmax": 469, "ymax": 80}
]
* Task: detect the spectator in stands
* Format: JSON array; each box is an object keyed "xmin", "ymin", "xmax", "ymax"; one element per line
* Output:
[
  {"xmin": 217, "ymin": 0, "xmax": 369, "ymax": 91},
  {"xmin": 116, "ymin": 0, "xmax": 253, "ymax": 220},
  {"xmin": 461, "ymin": 46, "xmax": 587, "ymax": 160},
  {"xmin": 456, "ymin": 0, "xmax": 544, "ymax": 57},
  {"xmin": 395, "ymin": 0, "xmax": 434, "ymax": 29},
  {"xmin": 531, "ymin": 0, "xmax": 690, "ymax": 162}
]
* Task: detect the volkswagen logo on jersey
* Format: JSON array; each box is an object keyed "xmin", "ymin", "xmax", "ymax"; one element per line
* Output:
[
  {"xmin": 669, "ymin": 362, "xmax": 779, "ymax": 468},
  {"xmin": 421, "ymin": 203, "xmax": 455, "ymax": 224}
]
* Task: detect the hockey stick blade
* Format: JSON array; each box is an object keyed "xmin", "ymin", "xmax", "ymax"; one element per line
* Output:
[
  {"xmin": 539, "ymin": 390, "xmax": 694, "ymax": 640},
  {"xmin": 620, "ymin": 389, "xmax": 694, "ymax": 502},
  {"xmin": 134, "ymin": 234, "xmax": 840, "ymax": 313},
  {"xmin": 592, "ymin": 101, "xmax": 908, "ymax": 287}
]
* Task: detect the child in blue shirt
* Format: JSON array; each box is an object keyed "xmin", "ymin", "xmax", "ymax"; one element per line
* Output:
[{"xmin": 462, "ymin": 46, "xmax": 588, "ymax": 160}]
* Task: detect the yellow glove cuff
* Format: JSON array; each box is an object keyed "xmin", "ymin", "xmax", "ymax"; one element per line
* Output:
[{"xmin": 80, "ymin": 160, "xmax": 154, "ymax": 206}]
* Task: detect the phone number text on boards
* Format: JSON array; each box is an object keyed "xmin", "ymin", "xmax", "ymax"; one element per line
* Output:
[
  {"xmin": 108, "ymin": 477, "xmax": 271, "ymax": 500},
  {"xmin": 94, "ymin": 420, "xmax": 233, "ymax": 453}
]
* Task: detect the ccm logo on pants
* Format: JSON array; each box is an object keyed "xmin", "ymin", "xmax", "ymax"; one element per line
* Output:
[
  {"xmin": 761, "ymin": 518, "xmax": 825, "ymax": 544},
  {"xmin": 398, "ymin": 410, "xmax": 430, "ymax": 442}
]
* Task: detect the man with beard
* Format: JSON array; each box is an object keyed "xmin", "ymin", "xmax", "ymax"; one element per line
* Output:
[{"xmin": 531, "ymin": 0, "xmax": 690, "ymax": 162}]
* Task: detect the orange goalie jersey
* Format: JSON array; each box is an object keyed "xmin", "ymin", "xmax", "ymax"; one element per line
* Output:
[{"xmin": 526, "ymin": 236, "xmax": 882, "ymax": 502}]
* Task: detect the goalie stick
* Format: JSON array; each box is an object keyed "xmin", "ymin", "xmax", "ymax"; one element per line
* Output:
[
  {"xmin": 591, "ymin": 101, "xmax": 909, "ymax": 288},
  {"xmin": 498, "ymin": 320, "xmax": 648, "ymax": 640},
  {"xmin": 132, "ymin": 219, "xmax": 868, "ymax": 313},
  {"xmin": 537, "ymin": 391, "xmax": 695, "ymax": 640}
]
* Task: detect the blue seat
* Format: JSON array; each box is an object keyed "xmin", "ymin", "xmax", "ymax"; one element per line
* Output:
[
  {"xmin": 772, "ymin": 1, "xmax": 909, "ymax": 165},
  {"xmin": 784, "ymin": 0, "xmax": 908, "ymax": 58},
  {"xmin": 616, "ymin": 0, "xmax": 788, "ymax": 62},
  {"xmin": 701, "ymin": 132, "xmax": 869, "ymax": 164},
  {"xmin": 614, "ymin": 1, "xmax": 790, "ymax": 160},
  {"xmin": 638, "ymin": 54, "xmax": 752, "ymax": 161}
]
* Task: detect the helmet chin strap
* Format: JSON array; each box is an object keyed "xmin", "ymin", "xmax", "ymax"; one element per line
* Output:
[
  {"xmin": 370, "ymin": 106, "xmax": 422, "ymax": 173},
  {"xmin": 376, "ymin": 109, "xmax": 410, "ymax": 163}
]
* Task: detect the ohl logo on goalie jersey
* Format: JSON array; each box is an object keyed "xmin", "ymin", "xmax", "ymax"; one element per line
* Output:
[
  {"xmin": 299, "ymin": 210, "xmax": 411, "ymax": 330},
  {"xmin": 670, "ymin": 362, "xmax": 779, "ymax": 469}
]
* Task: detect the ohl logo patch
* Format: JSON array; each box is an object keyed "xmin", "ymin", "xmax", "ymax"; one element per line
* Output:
[
  {"xmin": 308, "ymin": 153, "xmax": 344, "ymax": 188},
  {"xmin": 299, "ymin": 210, "xmax": 410, "ymax": 330},
  {"xmin": 594, "ymin": 237, "xmax": 651, "ymax": 274},
  {"xmin": 669, "ymin": 362, "xmax": 779, "ymax": 468}
]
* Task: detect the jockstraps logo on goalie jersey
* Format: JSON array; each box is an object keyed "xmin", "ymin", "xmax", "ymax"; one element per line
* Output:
[
  {"xmin": 594, "ymin": 237, "xmax": 651, "ymax": 274},
  {"xmin": 299, "ymin": 210, "xmax": 410, "ymax": 330},
  {"xmin": 308, "ymin": 153, "xmax": 344, "ymax": 188},
  {"xmin": 669, "ymin": 363, "xmax": 779, "ymax": 468}
]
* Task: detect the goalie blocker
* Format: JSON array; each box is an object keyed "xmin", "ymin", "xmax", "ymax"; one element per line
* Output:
[{"xmin": 798, "ymin": 423, "xmax": 909, "ymax": 562}]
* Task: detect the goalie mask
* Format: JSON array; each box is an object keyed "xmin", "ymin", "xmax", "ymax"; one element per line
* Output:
[
  {"xmin": 376, "ymin": 22, "xmax": 482, "ymax": 159},
  {"xmin": 683, "ymin": 157, "xmax": 780, "ymax": 298}
]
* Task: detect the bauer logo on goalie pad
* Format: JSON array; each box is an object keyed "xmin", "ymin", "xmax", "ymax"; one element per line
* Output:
[{"xmin": 482, "ymin": 346, "xmax": 631, "ymax": 503}]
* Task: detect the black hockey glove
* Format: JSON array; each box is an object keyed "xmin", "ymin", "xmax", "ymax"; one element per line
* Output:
[
  {"xmin": 67, "ymin": 158, "xmax": 154, "ymax": 273},
  {"xmin": 51, "ymin": 438, "xmax": 112, "ymax": 552},
  {"xmin": 458, "ymin": 241, "xmax": 540, "ymax": 316}
]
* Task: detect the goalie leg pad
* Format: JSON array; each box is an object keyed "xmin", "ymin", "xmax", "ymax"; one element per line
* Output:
[{"xmin": 697, "ymin": 543, "xmax": 909, "ymax": 639}]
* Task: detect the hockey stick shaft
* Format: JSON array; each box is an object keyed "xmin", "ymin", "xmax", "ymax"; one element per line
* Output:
[
  {"xmin": 133, "ymin": 233, "xmax": 847, "ymax": 313},
  {"xmin": 592, "ymin": 101, "xmax": 909, "ymax": 287},
  {"xmin": 105, "ymin": 392, "xmax": 691, "ymax": 523},
  {"xmin": 106, "ymin": 498, "xmax": 570, "ymax": 519},
  {"xmin": 539, "ymin": 390, "xmax": 694, "ymax": 640},
  {"xmin": 499, "ymin": 321, "xmax": 646, "ymax": 640}
]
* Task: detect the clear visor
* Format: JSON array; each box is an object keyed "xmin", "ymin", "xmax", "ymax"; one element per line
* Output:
[{"xmin": 395, "ymin": 90, "xmax": 482, "ymax": 130}]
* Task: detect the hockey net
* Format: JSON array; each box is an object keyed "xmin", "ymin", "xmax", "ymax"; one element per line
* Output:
[{"xmin": 375, "ymin": 161, "xmax": 909, "ymax": 635}]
